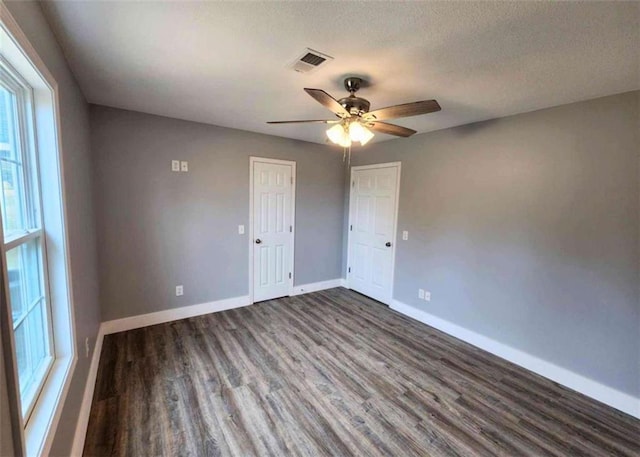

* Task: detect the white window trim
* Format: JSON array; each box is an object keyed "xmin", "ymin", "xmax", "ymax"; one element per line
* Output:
[
  {"xmin": 1, "ymin": 57, "xmax": 56, "ymax": 423},
  {"xmin": 0, "ymin": 4, "xmax": 77, "ymax": 457}
]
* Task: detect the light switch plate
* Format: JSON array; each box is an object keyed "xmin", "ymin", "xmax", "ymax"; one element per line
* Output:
[
  {"xmin": 424, "ymin": 291, "xmax": 431, "ymax": 302},
  {"xmin": 238, "ymin": 225, "xmax": 245, "ymax": 234},
  {"xmin": 171, "ymin": 160, "xmax": 180, "ymax": 172},
  {"xmin": 180, "ymin": 161, "xmax": 188, "ymax": 172},
  {"xmin": 402, "ymin": 231, "xmax": 409, "ymax": 240}
]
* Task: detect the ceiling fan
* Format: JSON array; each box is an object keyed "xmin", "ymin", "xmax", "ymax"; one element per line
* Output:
[{"xmin": 267, "ymin": 77, "xmax": 441, "ymax": 147}]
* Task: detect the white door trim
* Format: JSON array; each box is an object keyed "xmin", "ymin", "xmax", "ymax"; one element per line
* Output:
[
  {"xmin": 346, "ymin": 161, "xmax": 401, "ymax": 306},
  {"xmin": 248, "ymin": 157, "xmax": 296, "ymax": 304}
]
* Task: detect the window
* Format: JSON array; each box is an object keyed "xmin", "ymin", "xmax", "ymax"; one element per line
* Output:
[
  {"xmin": 1, "ymin": 61, "xmax": 54, "ymax": 419},
  {"xmin": 1, "ymin": 6, "xmax": 76, "ymax": 456}
]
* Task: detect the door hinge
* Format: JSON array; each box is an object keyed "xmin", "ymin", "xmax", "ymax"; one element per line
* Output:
[
  {"xmin": 289, "ymin": 272, "xmax": 292, "ymax": 279},
  {"xmin": 348, "ymin": 267, "xmax": 351, "ymax": 273},
  {"xmin": 350, "ymin": 225, "xmax": 353, "ymax": 231},
  {"xmin": 290, "ymin": 225, "xmax": 292, "ymax": 232},
  {"xmin": 352, "ymin": 180, "xmax": 355, "ymax": 188}
]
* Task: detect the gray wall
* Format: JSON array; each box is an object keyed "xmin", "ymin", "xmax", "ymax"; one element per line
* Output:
[
  {"xmin": 350, "ymin": 91, "xmax": 640, "ymax": 397},
  {"xmin": 91, "ymin": 106, "xmax": 345, "ymax": 321},
  {"xmin": 4, "ymin": 1, "xmax": 101, "ymax": 455}
]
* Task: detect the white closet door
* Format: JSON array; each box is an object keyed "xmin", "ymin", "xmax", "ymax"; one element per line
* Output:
[
  {"xmin": 252, "ymin": 160, "xmax": 293, "ymax": 302},
  {"xmin": 348, "ymin": 164, "xmax": 400, "ymax": 304}
]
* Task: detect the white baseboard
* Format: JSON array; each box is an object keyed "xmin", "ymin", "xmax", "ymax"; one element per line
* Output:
[
  {"xmin": 101, "ymin": 295, "xmax": 251, "ymax": 335},
  {"xmin": 390, "ymin": 299, "xmax": 640, "ymax": 419},
  {"xmin": 291, "ymin": 278, "xmax": 344, "ymax": 296},
  {"xmin": 99, "ymin": 280, "xmax": 349, "ymax": 337},
  {"xmin": 70, "ymin": 327, "xmax": 104, "ymax": 456}
]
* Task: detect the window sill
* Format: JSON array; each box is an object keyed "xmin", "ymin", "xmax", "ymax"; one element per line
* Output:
[{"xmin": 24, "ymin": 354, "xmax": 76, "ymax": 457}]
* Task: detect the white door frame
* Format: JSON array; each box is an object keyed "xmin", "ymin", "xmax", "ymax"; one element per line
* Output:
[
  {"xmin": 346, "ymin": 161, "xmax": 401, "ymax": 306},
  {"xmin": 248, "ymin": 156, "xmax": 296, "ymax": 304}
]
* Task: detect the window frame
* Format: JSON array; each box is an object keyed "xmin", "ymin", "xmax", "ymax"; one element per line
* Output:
[
  {"xmin": 0, "ymin": 58, "xmax": 56, "ymax": 422},
  {"xmin": 0, "ymin": 4, "xmax": 78, "ymax": 457}
]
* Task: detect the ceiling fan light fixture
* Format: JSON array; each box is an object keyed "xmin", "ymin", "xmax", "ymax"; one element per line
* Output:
[{"xmin": 327, "ymin": 121, "xmax": 374, "ymax": 147}]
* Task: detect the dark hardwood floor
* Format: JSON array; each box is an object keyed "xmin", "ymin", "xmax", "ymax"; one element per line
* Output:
[{"xmin": 84, "ymin": 288, "xmax": 639, "ymax": 456}]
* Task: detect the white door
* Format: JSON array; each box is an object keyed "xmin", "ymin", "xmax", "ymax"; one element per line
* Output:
[
  {"xmin": 251, "ymin": 159, "xmax": 295, "ymax": 302},
  {"xmin": 347, "ymin": 163, "xmax": 400, "ymax": 304}
]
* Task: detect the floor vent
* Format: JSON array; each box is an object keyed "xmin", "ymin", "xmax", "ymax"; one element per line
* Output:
[{"xmin": 290, "ymin": 48, "xmax": 333, "ymax": 74}]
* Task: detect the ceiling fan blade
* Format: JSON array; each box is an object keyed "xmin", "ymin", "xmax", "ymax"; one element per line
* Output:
[
  {"xmin": 368, "ymin": 121, "xmax": 416, "ymax": 137},
  {"xmin": 267, "ymin": 119, "xmax": 337, "ymax": 124},
  {"xmin": 304, "ymin": 88, "xmax": 350, "ymax": 118},
  {"xmin": 365, "ymin": 100, "xmax": 441, "ymax": 121}
]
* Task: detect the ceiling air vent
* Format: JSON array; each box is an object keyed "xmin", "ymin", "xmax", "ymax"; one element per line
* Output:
[{"xmin": 290, "ymin": 48, "xmax": 333, "ymax": 74}]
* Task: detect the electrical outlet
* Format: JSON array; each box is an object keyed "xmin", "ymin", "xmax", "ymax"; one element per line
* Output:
[
  {"xmin": 176, "ymin": 285, "xmax": 184, "ymax": 296},
  {"xmin": 402, "ymin": 231, "xmax": 409, "ymax": 241},
  {"xmin": 85, "ymin": 337, "xmax": 90, "ymax": 358},
  {"xmin": 424, "ymin": 291, "xmax": 431, "ymax": 302},
  {"xmin": 238, "ymin": 225, "xmax": 245, "ymax": 234},
  {"xmin": 418, "ymin": 288, "xmax": 425, "ymax": 299},
  {"xmin": 180, "ymin": 161, "xmax": 188, "ymax": 172},
  {"xmin": 171, "ymin": 160, "xmax": 180, "ymax": 172}
]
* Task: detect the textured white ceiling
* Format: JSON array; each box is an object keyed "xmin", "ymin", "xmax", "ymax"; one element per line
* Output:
[{"xmin": 42, "ymin": 1, "xmax": 639, "ymax": 144}]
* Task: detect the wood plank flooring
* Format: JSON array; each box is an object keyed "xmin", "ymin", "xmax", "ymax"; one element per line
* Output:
[{"xmin": 84, "ymin": 288, "xmax": 640, "ymax": 456}]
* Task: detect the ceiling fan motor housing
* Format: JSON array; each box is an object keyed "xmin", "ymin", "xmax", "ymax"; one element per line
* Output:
[
  {"xmin": 340, "ymin": 77, "xmax": 370, "ymax": 116},
  {"xmin": 339, "ymin": 96, "xmax": 370, "ymax": 116}
]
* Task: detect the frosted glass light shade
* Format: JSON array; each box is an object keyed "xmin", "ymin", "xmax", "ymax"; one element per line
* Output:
[
  {"xmin": 326, "ymin": 123, "xmax": 347, "ymax": 144},
  {"xmin": 350, "ymin": 122, "xmax": 374, "ymax": 145}
]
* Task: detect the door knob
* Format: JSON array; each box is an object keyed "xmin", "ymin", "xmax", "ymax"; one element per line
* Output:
[
  {"xmin": 385, "ymin": 242, "xmax": 392, "ymax": 247},
  {"xmin": 255, "ymin": 239, "xmax": 262, "ymax": 244}
]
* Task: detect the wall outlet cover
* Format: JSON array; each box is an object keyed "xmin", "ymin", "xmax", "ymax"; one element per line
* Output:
[
  {"xmin": 402, "ymin": 231, "xmax": 409, "ymax": 240},
  {"xmin": 176, "ymin": 285, "xmax": 184, "ymax": 296},
  {"xmin": 418, "ymin": 288, "xmax": 425, "ymax": 299},
  {"xmin": 171, "ymin": 160, "xmax": 180, "ymax": 172}
]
